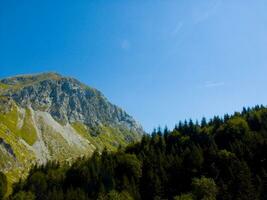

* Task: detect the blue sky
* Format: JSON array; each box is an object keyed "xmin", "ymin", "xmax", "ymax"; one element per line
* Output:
[{"xmin": 1, "ymin": 0, "xmax": 267, "ymax": 132}]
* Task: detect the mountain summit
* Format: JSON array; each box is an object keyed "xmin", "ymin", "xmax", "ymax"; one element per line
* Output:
[
  {"xmin": 1, "ymin": 73, "xmax": 143, "ymax": 133},
  {"xmin": 0, "ymin": 72, "xmax": 143, "ymax": 181}
]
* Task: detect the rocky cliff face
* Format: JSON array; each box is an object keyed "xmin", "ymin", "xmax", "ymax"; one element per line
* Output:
[
  {"xmin": 1, "ymin": 73, "xmax": 143, "ymax": 133},
  {"xmin": 0, "ymin": 72, "xmax": 143, "ymax": 183}
]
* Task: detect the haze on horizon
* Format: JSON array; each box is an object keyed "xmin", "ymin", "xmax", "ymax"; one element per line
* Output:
[{"xmin": 1, "ymin": 0, "xmax": 267, "ymax": 132}]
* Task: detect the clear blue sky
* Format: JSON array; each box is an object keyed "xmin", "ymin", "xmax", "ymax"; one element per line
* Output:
[{"xmin": 1, "ymin": 0, "xmax": 267, "ymax": 132}]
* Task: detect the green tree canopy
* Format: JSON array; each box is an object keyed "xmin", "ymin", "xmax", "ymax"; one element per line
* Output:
[{"xmin": 192, "ymin": 176, "xmax": 217, "ymax": 200}]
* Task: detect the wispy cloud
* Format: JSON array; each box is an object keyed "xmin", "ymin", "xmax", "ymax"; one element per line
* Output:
[
  {"xmin": 193, "ymin": 0, "xmax": 222, "ymax": 23},
  {"xmin": 171, "ymin": 22, "xmax": 184, "ymax": 36},
  {"xmin": 204, "ymin": 81, "xmax": 225, "ymax": 88},
  {"xmin": 121, "ymin": 39, "xmax": 131, "ymax": 50}
]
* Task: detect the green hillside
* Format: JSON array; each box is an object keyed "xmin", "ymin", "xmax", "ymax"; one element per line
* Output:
[{"xmin": 6, "ymin": 105, "xmax": 267, "ymax": 200}]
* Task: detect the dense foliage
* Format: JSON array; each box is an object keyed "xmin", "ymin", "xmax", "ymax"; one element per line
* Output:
[
  {"xmin": 8, "ymin": 105, "xmax": 267, "ymax": 199},
  {"xmin": 0, "ymin": 172, "xmax": 7, "ymax": 200}
]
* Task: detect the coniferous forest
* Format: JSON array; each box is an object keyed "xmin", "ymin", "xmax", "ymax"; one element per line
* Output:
[{"xmin": 3, "ymin": 105, "xmax": 267, "ymax": 200}]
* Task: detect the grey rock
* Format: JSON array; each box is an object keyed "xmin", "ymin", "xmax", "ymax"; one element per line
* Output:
[
  {"xmin": 1, "ymin": 72, "xmax": 144, "ymax": 135},
  {"xmin": 0, "ymin": 137, "xmax": 16, "ymax": 158}
]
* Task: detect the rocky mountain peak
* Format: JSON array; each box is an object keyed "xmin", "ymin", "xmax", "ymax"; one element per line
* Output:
[
  {"xmin": 0, "ymin": 73, "xmax": 144, "ymax": 182},
  {"xmin": 0, "ymin": 72, "xmax": 144, "ymax": 134}
]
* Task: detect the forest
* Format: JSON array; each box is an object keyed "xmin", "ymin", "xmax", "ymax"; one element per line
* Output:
[{"xmin": 1, "ymin": 105, "xmax": 267, "ymax": 200}]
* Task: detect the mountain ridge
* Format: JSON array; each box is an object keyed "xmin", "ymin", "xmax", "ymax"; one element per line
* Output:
[
  {"xmin": 0, "ymin": 72, "xmax": 144, "ymax": 186},
  {"xmin": 0, "ymin": 72, "xmax": 143, "ymax": 132}
]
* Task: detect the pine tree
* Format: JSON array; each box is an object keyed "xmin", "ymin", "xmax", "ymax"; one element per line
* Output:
[
  {"xmin": 233, "ymin": 161, "xmax": 256, "ymax": 200},
  {"xmin": 192, "ymin": 176, "xmax": 217, "ymax": 200}
]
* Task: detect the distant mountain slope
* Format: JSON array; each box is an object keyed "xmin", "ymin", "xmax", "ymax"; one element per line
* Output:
[{"xmin": 0, "ymin": 72, "xmax": 143, "ymax": 184}]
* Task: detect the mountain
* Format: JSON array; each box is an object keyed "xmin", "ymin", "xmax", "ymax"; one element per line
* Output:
[{"xmin": 0, "ymin": 72, "xmax": 143, "ymax": 184}]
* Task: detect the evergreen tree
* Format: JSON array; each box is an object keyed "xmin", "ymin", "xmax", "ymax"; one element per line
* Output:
[{"xmin": 192, "ymin": 176, "xmax": 217, "ymax": 200}]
